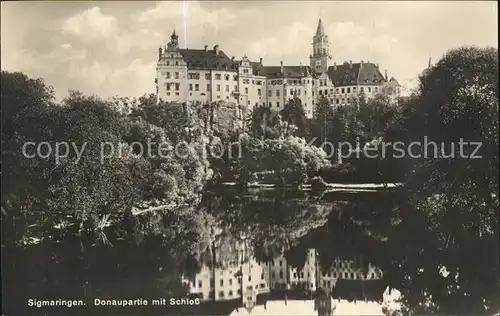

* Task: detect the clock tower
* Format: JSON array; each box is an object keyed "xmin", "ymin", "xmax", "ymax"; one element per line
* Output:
[{"xmin": 310, "ymin": 18, "xmax": 331, "ymax": 74}]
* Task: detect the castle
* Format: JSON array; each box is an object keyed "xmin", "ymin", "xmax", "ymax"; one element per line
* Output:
[
  {"xmin": 182, "ymin": 246, "xmax": 384, "ymax": 314},
  {"xmin": 155, "ymin": 19, "xmax": 401, "ymax": 119}
]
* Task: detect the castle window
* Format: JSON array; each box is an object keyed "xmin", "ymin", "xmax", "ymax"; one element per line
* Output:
[
  {"xmin": 234, "ymin": 85, "xmax": 238, "ymax": 92},
  {"xmin": 207, "ymin": 84, "xmax": 211, "ymax": 91},
  {"xmin": 279, "ymin": 270, "xmax": 283, "ymax": 278},
  {"xmin": 248, "ymin": 275, "xmax": 251, "ymax": 281},
  {"xmin": 233, "ymin": 75, "xmax": 238, "ymax": 81},
  {"xmin": 215, "ymin": 74, "xmax": 221, "ymax": 80},
  {"xmin": 224, "ymin": 74, "xmax": 230, "ymax": 80},
  {"xmin": 219, "ymin": 291, "xmax": 224, "ymax": 298},
  {"xmin": 261, "ymin": 273, "xmax": 264, "ymax": 280},
  {"xmin": 189, "ymin": 84, "xmax": 193, "ymax": 91},
  {"xmin": 175, "ymin": 83, "xmax": 179, "ymax": 91},
  {"xmin": 175, "ymin": 61, "xmax": 179, "ymax": 66},
  {"xmin": 166, "ymin": 72, "xmax": 171, "ymax": 79},
  {"xmin": 229, "ymin": 279, "xmax": 233, "ymax": 285},
  {"xmin": 336, "ymin": 99, "xmax": 339, "ymax": 104},
  {"xmin": 368, "ymin": 87, "xmax": 372, "ymax": 93},
  {"xmin": 205, "ymin": 73, "xmax": 210, "ymax": 80},
  {"xmin": 347, "ymin": 87, "xmax": 351, "ymax": 93},
  {"xmin": 198, "ymin": 281, "xmax": 202, "ymax": 288},
  {"xmin": 277, "ymin": 102, "xmax": 280, "ymax": 107},
  {"xmin": 245, "ymin": 87, "xmax": 248, "ymax": 94},
  {"xmin": 360, "ymin": 87, "xmax": 364, "ymax": 92},
  {"xmin": 166, "ymin": 83, "xmax": 171, "ymax": 91},
  {"xmin": 216, "ymin": 84, "xmax": 220, "ymax": 92},
  {"xmin": 268, "ymin": 90, "xmax": 272, "ymax": 97},
  {"xmin": 276, "ymin": 90, "xmax": 280, "ymax": 97},
  {"xmin": 258, "ymin": 89, "xmax": 261, "ymax": 96},
  {"xmin": 243, "ymin": 69, "xmax": 249, "ymax": 74},
  {"xmin": 225, "ymin": 85, "xmax": 229, "ymax": 92},
  {"xmin": 195, "ymin": 84, "xmax": 199, "ymax": 91},
  {"xmin": 166, "ymin": 61, "xmax": 170, "ymax": 66},
  {"xmin": 175, "ymin": 72, "xmax": 179, "ymax": 79},
  {"xmin": 341, "ymin": 87, "xmax": 345, "ymax": 93},
  {"xmin": 228, "ymin": 290, "xmax": 233, "ymax": 297}
]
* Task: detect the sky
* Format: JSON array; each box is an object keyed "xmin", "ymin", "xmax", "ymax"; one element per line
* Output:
[{"xmin": 1, "ymin": 1, "xmax": 497, "ymax": 100}]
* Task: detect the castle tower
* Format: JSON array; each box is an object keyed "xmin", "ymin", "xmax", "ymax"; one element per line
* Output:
[
  {"xmin": 310, "ymin": 18, "xmax": 331, "ymax": 74},
  {"xmin": 166, "ymin": 28, "xmax": 179, "ymax": 51}
]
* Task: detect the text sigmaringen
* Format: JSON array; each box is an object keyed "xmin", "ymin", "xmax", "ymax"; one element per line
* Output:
[{"xmin": 28, "ymin": 298, "xmax": 85, "ymax": 308}]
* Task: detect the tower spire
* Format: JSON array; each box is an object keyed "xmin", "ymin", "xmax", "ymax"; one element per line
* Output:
[{"xmin": 316, "ymin": 18, "xmax": 325, "ymax": 36}]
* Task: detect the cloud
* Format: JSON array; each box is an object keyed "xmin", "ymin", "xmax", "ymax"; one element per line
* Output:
[
  {"xmin": 113, "ymin": 29, "xmax": 163, "ymax": 55},
  {"xmin": 3, "ymin": 45, "xmax": 88, "ymax": 73},
  {"xmin": 136, "ymin": 1, "xmax": 237, "ymax": 31},
  {"xmin": 326, "ymin": 21, "xmax": 400, "ymax": 60},
  {"xmin": 62, "ymin": 6, "xmax": 118, "ymax": 41}
]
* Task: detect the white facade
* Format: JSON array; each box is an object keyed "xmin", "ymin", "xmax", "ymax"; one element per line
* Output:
[{"xmin": 183, "ymin": 247, "xmax": 384, "ymax": 304}]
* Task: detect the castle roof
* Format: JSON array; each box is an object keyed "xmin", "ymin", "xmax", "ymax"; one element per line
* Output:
[
  {"xmin": 259, "ymin": 65, "xmax": 316, "ymax": 79},
  {"xmin": 327, "ymin": 62, "xmax": 387, "ymax": 86},
  {"xmin": 388, "ymin": 77, "xmax": 400, "ymax": 85},
  {"xmin": 177, "ymin": 48, "xmax": 236, "ymax": 71}
]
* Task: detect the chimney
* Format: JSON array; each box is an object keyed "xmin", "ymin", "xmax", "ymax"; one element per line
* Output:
[
  {"xmin": 204, "ymin": 45, "xmax": 208, "ymax": 52},
  {"xmin": 334, "ymin": 62, "xmax": 337, "ymax": 70},
  {"xmin": 360, "ymin": 60, "xmax": 363, "ymax": 68},
  {"xmin": 260, "ymin": 57, "xmax": 263, "ymax": 65},
  {"xmin": 214, "ymin": 45, "xmax": 219, "ymax": 55},
  {"xmin": 280, "ymin": 61, "xmax": 284, "ymax": 73},
  {"xmin": 385, "ymin": 70, "xmax": 388, "ymax": 81},
  {"xmin": 158, "ymin": 47, "xmax": 163, "ymax": 59},
  {"xmin": 232, "ymin": 56, "xmax": 235, "ymax": 62},
  {"xmin": 349, "ymin": 60, "xmax": 352, "ymax": 69}
]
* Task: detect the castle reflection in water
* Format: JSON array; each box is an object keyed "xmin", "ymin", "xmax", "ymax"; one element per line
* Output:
[{"xmin": 182, "ymin": 246, "xmax": 385, "ymax": 314}]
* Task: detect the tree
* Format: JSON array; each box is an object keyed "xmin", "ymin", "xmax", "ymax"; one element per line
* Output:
[
  {"xmin": 280, "ymin": 97, "xmax": 309, "ymax": 138},
  {"xmin": 382, "ymin": 46, "xmax": 499, "ymax": 314},
  {"xmin": 311, "ymin": 97, "xmax": 335, "ymax": 147}
]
